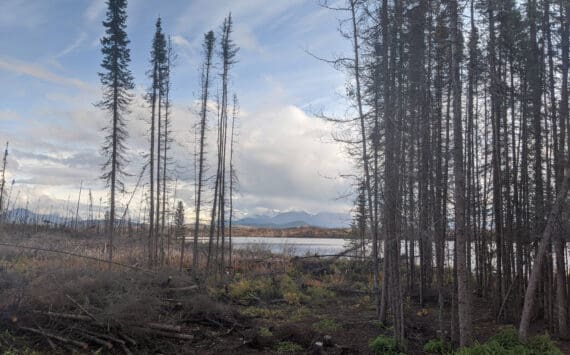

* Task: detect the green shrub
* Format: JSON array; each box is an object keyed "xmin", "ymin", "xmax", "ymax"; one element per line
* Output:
[
  {"xmin": 424, "ymin": 338, "xmax": 452, "ymax": 354},
  {"xmin": 369, "ymin": 335, "xmax": 405, "ymax": 355},
  {"xmin": 275, "ymin": 341, "xmax": 304, "ymax": 353},
  {"xmin": 240, "ymin": 306, "xmax": 284, "ymax": 319},
  {"xmin": 258, "ymin": 327, "xmax": 273, "ymax": 337},
  {"xmin": 526, "ymin": 334, "xmax": 562, "ymax": 355},
  {"xmin": 456, "ymin": 326, "xmax": 562, "ymax": 355},
  {"xmin": 313, "ymin": 318, "xmax": 341, "ymax": 332},
  {"xmin": 228, "ymin": 278, "xmax": 276, "ymax": 301},
  {"xmin": 305, "ymin": 286, "xmax": 335, "ymax": 305},
  {"xmin": 290, "ymin": 306, "xmax": 312, "ymax": 321}
]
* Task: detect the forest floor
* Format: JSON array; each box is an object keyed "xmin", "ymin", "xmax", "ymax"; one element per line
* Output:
[{"xmin": 0, "ymin": 226, "xmax": 568, "ymax": 354}]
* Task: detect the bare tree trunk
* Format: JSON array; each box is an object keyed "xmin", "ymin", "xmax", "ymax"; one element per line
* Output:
[
  {"xmin": 148, "ymin": 57, "xmax": 159, "ymax": 267},
  {"xmin": 519, "ymin": 165, "xmax": 570, "ymax": 341},
  {"xmin": 191, "ymin": 31, "xmax": 215, "ymax": 276},
  {"xmin": 450, "ymin": 0, "xmax": 472, "ymax": 346},
  {"xmin": 348, "ymin": 0, "xmax": 382, "ymax": 323}
]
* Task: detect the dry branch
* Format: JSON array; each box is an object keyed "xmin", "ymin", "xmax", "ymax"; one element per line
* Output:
[
  {"xmin": 32, "ymin": 310, "xmax": 92, "ymax": 322},
  {"xmin": 167, "ymin": 285, "xmax": 199, "ymax": 292},
  {"xmin": 78, "ymin": 333, "xmax": 113, "ymax": 349},
  {"xmin": 66, "ymin": 294, "xmax": 98, "ymax": 321},
  {"xmin": 147, "ymin": 322, "xmax": 182, "ymax": 332},
  {"xmin": 134, "ymin": 327, "xmax": 194, "ymax": 340},
  {"xmin": 19, "ymin": 326, "xmax": 89, "ymax": 349}
]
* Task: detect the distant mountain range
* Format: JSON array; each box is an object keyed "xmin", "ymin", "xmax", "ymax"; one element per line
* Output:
[
  {"xmin": 2, "ymin": 208, "xmax": 352, "ymax": 229},
  {"xmin": 235, "ymin": 211, "xmax": 351, "ymax": 229}
]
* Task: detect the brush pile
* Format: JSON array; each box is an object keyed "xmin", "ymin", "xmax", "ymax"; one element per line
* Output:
[{"xmin": 0, "ymin": 253, "xmax": 247, "ymax": 354}]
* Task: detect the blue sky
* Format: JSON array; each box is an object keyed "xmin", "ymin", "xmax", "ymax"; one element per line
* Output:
[{"xmin": 0, "ymin": 0, "xmax": 354, "ymax": 220}]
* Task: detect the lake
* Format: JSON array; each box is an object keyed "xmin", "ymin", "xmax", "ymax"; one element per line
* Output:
[{"xmin": 229, "ymin": 236, "xmax": 352, "ymax": 256}]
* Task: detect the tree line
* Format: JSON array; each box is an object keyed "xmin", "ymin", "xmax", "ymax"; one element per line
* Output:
[{"xmin": 333, "ymin": 0, "xmax": 570, "ymax": 347}]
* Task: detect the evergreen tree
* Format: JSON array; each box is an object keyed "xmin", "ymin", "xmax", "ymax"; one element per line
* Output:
[
  {"xmin": 0, "ymin": 142, "xmax": 8, "ymax": 214},
  {"xmin": 147, "ymin": 17, "xmax": 167, "ymax": 266},
  {"xmin": 175, "ymin": 201, "xmax": 185, "ymax": 263},
  {"xmin": 98, "ymin": 0, "xmax": 134, "ymax": 263}
]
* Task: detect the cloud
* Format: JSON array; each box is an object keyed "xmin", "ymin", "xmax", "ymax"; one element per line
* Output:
[
  {"xmin": 55, "ymin": 32, "xmax": 88, "ymax": 59},
  {"xmin": 235, "ymin": 104, "xmax": 352, "ymax": 214},
  {"xmin": 85, "ymin": 0, "xmax": 106, "ymax": 23},
  {"xmin": 0, "ymin": 57, "xmax": 94, "ymax": 92},
  {"xmin": 0, "ymin": 0, "xmax": 354, "ymax": 220},
  {"xmin": 172, "ymin": 35, "xmax": 191, "ymax": 48}
]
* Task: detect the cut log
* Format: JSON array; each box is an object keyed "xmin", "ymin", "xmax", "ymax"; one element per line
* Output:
[
  {"xmin": 79, "ymin": 333, "xmax": 113, "ymax": 350},
  {"xmin": 19, "ymin": 326, "xmax": 89, "ymax": 349},
  {"xmin": 167, "ymin": 285, "xmax": 199, "ymax": 292},
  {"xmin": 147, "ymin": 322, "xmax": 182, "ymax": 332},
  {"xmin": 134, "ymin": 327, "xmax": 194, "ymax": 340},
  {"xmin": 32, "ymin": 310, "xmax": 92, "ymax": 322}
]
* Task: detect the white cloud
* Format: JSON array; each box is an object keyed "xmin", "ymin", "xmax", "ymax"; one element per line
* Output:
[
  {"xmin": 85, "ymin": 0, "xmax": 106, "ymax": 23},
  {"xmin": 55, "ymin": 31, "xmax": 88, "ymax": 59},
  {"xmin": 171, "ymin": 35, "xmax": 191, "ymax": 48},
  {"xmin": 0, "ymin": 57, "xmax": 94, "ymax": 92}
]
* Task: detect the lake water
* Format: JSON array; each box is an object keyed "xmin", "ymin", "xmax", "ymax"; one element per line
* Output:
[
  {"xmin": 229, "ymin": 236, "xmax": 351, "ymax": 256},
  {"xmin": 203, "ymin": 237, "xmax": 570, "ymax": 270}
]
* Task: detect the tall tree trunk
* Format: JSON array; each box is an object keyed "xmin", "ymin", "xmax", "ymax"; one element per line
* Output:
[
  {"xmin": 451, "ymin": 0, "xmax": 472, "ymax": 346},
  {"xmin": 348, "ymin": 0, "xmax": 382, "ymax": 322},
  {"xmin": 519, "ymin": 165, "xmax": 570, "ymax": 341}
]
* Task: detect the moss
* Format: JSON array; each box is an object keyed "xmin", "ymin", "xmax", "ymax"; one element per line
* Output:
[{"xmin": 275, "ymin": 341, "xmax": 304, "ymax": 353}]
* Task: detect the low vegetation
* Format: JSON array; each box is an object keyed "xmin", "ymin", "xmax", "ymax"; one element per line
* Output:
[{"xmin": 0, "ymin": 228, "xmax": 568, "ymax": 354}]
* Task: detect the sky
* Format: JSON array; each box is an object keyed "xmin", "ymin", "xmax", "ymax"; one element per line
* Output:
[{"xmin": 0, "ymin": 0, "xmax": 355, "ymax": 221}]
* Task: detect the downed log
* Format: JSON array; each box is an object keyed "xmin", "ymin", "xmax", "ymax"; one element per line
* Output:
[
  {"xmin": 32, "ymin": 310, "xmax": 92, "ymax": 322},
  {"xmin": 84, "ymin": 330, "xmax": 125, "ymax": 345},
  {"xmin": 147, "ymin": 322, "xmax": 182, "ymax": 332},
  {"xmin": 66, "ymin": 294, "xmax": 98, "ymax": 321},
  {"xmin": 38, "ymin": 326, "xmax": 57, "ymax": 350},
  {"xmin": 134, "ymin": 327, "xmax": 194, "ymax": 340},
  {"xmin": 79, "ymin": 333, "xmax": 113, "ymax": 350},
  {"xmin": 119, "ymin": 333, "xmax": 137, "ymax": 346},
  {"xmin": 167, "ymin": 285, "xmax": 199, "ymax": 292},
  {"xmin": 120, "ymin": 343, "xmax": 134, "ymax": 355},
  {"xmin": 19, "ymin": 326, "xmax": 89, "ymax": 349}
]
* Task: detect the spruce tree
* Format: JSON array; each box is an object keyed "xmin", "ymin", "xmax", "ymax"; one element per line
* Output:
[
  {"xmin": 98, "ymin": 0, "xmax": 134, "ymax": 263},
  {"xmin": 147, "ymin": 17, "xmax": 167, "ymax": 266},
  {"xmin": 0, "ymin": 142, "xmax": 8, "ymax": 214}
]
